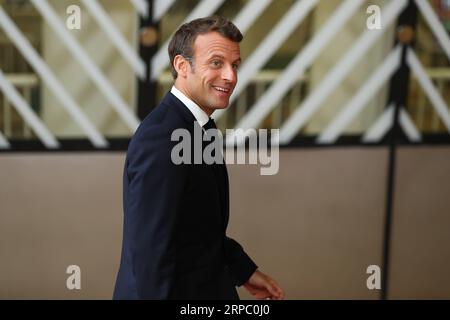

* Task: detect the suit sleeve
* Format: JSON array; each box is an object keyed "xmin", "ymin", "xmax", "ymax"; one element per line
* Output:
[
  {"xmin": 125, "ymin": 134, "xmax": 186, "ymax": 299},
  {"xmin": 224, "ymin": 236, "xmax": 258, "ymax": 286}
]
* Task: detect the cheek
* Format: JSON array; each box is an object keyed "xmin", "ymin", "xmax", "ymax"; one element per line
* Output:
[{"xmin": 203, "ymin": 70, "xmax": 220, "ymax": 82}]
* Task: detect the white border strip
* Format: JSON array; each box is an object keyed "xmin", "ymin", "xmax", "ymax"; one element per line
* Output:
[
  {"xmin": 151, "ymin": 0, "xmax": 225, "ymax": 80},
  {"xmin": 317, "ymin": 45, "xmax": 402, "ymax": 144},
  {"xmin": 129, "ymin": 0, "xmax": 148, "ymax": 18},
  {"xmin": 215, "ymin": 0, "xmax": 318, "ymax": 121},
  {"xmin": 227, "ymin": 0, "xmax": 363, "ymax": 132},
  {"xmin": 81, "ymin": 0, "xmax": 146, "ymax": 79},
  {"xmin": 0, "ymin": 70, "xmax": 60, "ymax": 148},
  {"xmin": 415, "ymin": 0, "xmax": 450, "ymax": 62},
  {"xmin": 362, "ymin": 104, "xmax": 422, "ymax": 143},
  {"xmin": 277, "ymin": 0, "xmax": 408, "ymax": 145},
  {"xmin": 407, "ymin": 48, "xmax": 450, "ymax": 133},
  {"xmin": 0, "ymin": 6, "xmax": 107, "ymax": 148},
  {"xmin": 31, "ymin": 0, "xmax": 140, "ymax": 132},
  {"xmin": 153, "ymin": 0, "xmax": 176, "ymax": 22}
]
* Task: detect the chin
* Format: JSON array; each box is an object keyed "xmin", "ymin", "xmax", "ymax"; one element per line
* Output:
[
  {"xmin": 215, "ymin": 104, "xmax": 229, "ymax": 110},
  {"xmin": 216, "ymin": 98, "xmax": 232, "ymax": 109}
]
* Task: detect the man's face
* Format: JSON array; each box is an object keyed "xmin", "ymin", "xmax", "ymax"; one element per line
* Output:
[{"xmin": 183, "ymin": 32, "xmax": 241, "ymax": 116}]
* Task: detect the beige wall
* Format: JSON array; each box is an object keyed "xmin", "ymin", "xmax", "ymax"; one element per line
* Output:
[{"xmin": 0, "ymin": 147, "xmax": 449, "ymax": 299}]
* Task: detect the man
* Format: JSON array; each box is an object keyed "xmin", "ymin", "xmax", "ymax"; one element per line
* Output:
[{"xmin": 113, "ymin": 16, "xmax": 284, "ymax": 300}]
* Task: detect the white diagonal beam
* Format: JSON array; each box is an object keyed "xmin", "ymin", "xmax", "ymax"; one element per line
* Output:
[
  {"xmin": 317, "ymin": 45, "xmax": 402, "ymax": 144},
  {"xmin": 130, "ymin": 0, "xmax": 148, "ymax": 18},
  {"xmin": 214, "ymin": 0, "xmax": 318, "ymax": 120},
  {"xmin": 362, "ymin": 104, "xmax": 422, "ymax": 143},
  {"xmin": 407, "ymin": 48, "xmax": 450, "ymax": 133},
  {"xmin": 0, "ymin": 6, "xmax": 107, "ymax": 148},
  {"xmin": 415, "ymin": 0, "xmax": 450, "ymax": 62},
  {"xmin": 0, "ymin": 130, "xmax": 10, "ymax": 149},
  {"xmin": 227, "ymin": 0, "xmax": 363, "ymax": 137},
  {"xmin": 400, "ymin": 107, "xmax": 422, "ymax": 142},
  {"xmin": 151, "ymin": 0, "xmax": 225, "ymax": 80},
  {"xmin": 153, "ymin": 0, "xmax": 176, "ymax": 22},
  {"xmin": 362, "ymin": 103, "xmax": 395, "ymax": 142},
  {"xmin": 0, "ymin": 70, "xmax": 59, "ymax": 148},
  {"xmin": 231, "ymin": 0, "xmax": 317, "ymax": 102},
  {"xmin": 276, "ymin": 0, "xmax": 408, "ymax": 145},
  {"xmin": 31, "ymin": 0, "xmax": 140, "ymax": 133},
  {"xmin": 81, "ymin": 0, "xmax": 146, "ymax": 79},
  {"xmin": 232, "ymin": 0, "xmax": 272, "ymax": 36}
]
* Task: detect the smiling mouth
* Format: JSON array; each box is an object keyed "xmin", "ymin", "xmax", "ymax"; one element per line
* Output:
[{"xmin": 212, "ymin": 86, "xmax": 231, "ymax": 94}]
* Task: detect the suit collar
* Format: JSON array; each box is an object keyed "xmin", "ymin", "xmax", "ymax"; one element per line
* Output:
[{"xmin": 161, "ymin": 91, "xmax": 197, "ymax": 125}]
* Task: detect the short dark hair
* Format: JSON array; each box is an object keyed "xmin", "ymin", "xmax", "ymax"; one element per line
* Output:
[{"xmin": 168, "ymin": 16, "xmax": 243, "ymax": 79}]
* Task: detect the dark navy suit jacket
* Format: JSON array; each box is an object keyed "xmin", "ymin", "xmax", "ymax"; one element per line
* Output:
[{"xmin": 113, "ymin": 92, "xmax": 257, "ymax": 299}]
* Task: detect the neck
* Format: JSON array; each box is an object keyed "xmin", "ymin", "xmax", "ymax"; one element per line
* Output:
[{"xmin": 174, "ymin": 82, "xmax": 213, "ymax": 117}]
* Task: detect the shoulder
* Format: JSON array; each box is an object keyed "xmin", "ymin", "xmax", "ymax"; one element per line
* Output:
[
  {"xmin": 133, "ymin": 99, "xmax": 186, "ymax": 142},
  {"xmin": 127, "ymin": 94, "xmax": 192, "ymax": 164}
]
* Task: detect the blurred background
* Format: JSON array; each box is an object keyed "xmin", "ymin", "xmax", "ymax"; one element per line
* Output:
[{"xmin": 0, "ymin": 0, "xmax": 449, "ymax": 299}]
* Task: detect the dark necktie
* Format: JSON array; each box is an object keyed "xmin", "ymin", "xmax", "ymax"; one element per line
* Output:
[
  {"xmin": 203, "ymin": 117, "xmax": 217, "ymax": 131},
  {"xmin": 202, "ymin": 117, "xmax": 220, "ymax": 158}
]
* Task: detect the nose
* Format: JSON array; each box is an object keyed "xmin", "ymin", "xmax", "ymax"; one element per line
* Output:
[{"xmin": 222, "ymin": 64, "xmax": 237, "ymax": 84}]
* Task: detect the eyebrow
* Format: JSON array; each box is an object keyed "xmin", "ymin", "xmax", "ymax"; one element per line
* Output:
[{"xmin": 208, "ymin": 54, "xmax": 241, "ymax": 64}]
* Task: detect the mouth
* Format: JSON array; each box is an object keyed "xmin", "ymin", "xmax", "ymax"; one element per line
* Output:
[{"xmin": 212, "ymin": 85, "xmax": 232, "ymax": 95}]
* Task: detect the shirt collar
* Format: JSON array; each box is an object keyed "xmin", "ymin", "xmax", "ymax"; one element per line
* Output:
[{"xmin": 171, "ymin": 86, "xmax": 210, "ymax": 127}]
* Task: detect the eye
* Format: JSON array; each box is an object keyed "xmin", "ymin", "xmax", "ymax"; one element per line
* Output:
[
  {"xmin": 211, "ymin": 60, "xmax": 222, "ymax": 67},
  {"xmin": 232, "ymin": 63, "xmax": 240, "ymax": 71}
]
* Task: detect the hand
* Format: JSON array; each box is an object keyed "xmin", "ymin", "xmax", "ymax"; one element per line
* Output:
[{"xmin": 243, "ymin": 270, "xmax": 284, "ymax": 300}]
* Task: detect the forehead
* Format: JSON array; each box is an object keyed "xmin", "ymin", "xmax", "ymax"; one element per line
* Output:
[{"xmin": 193, "ymin": 32, "xmax": 240, "ymax": 59}]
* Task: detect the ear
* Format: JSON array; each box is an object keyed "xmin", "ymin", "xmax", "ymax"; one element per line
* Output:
[{"xmin": 173, "ymin": 55, "xmax": 189, "ymax": 78}]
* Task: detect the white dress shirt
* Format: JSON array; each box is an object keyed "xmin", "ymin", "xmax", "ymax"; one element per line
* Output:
[{"xmin": 171, "ymin": 86, "xmax": 210, "ymax": 127}]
